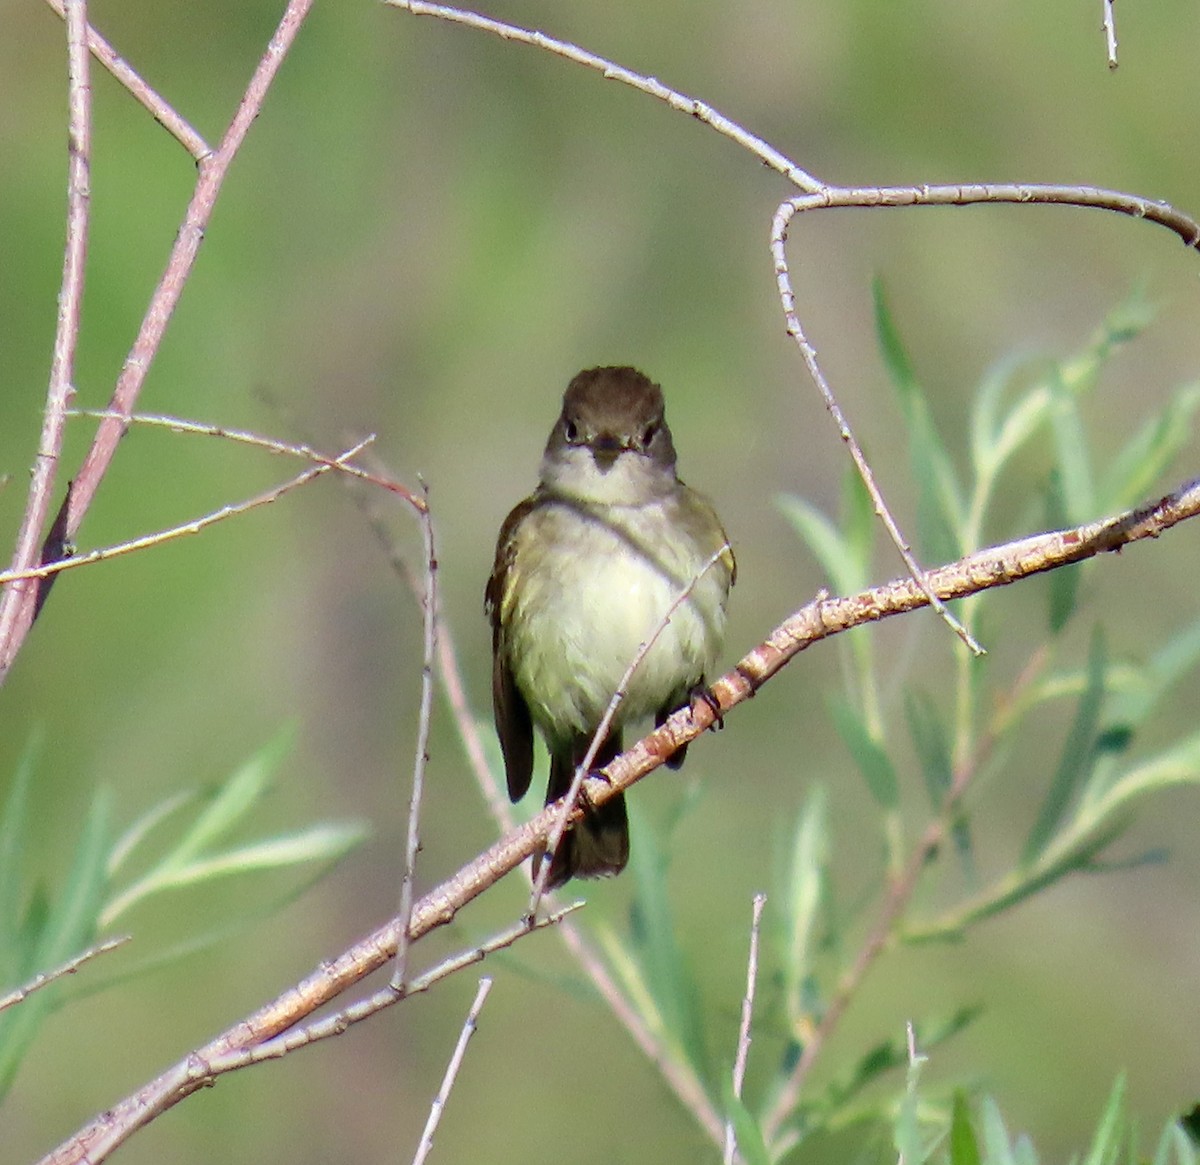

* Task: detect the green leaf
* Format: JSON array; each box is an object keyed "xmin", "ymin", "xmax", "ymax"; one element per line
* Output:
[
  {"xmin": 1023, "ymin": 629, "xmax": 1106, "ymax": 864},
  {"xmin": 627, "ymin": 808, "xmax": 709, "ymax": 1084},
  {"xmin": 106, "ymin": 789, "xmax": 197, "ymax": 878},
  {"xmin": 904, "ymin": 690, "xmax": 954, "ymax": 811},
  {"xmin": 1100, "ymin": 384, "xmax": 1200, "ymax": 512},
  {"xmin": 99, "ymin": 822, "xmax": 366, "ymax": 928},
  {"xmin": 1156, "ymin": 1116, "xmax": 1199, "ymax": 1165},
  {"xmin": 98, "ymin": 728, "xmax": 298, "ymax": 924},
  {"xmin": 777, "ymin": 494, "xmax": 866, "ymax": 597},
  {"xmin": 1080, "ymin": 728, "xmax": 1200, "ymax": 821},
  {"xmin": 1106, "ymin": 614, "xmax": 1200, "ymax": 732},
  {"xmin": 842, "ymin": 463, "xmax": 875, "ymax": 586},
  {"xmin": 0, "ymin": 736, "xmax": 38, "ymax": 976},
  {"xmin": 723, "ymin": 1088, "xmax": 772, "ymax": 1165},
  {"xmin": 950, "ymin": 1091, "xmax": 982, "ymax": 1165},
  {"xmin": 0, "ymin": 787, "xmax": 111, "ymax": 1100},
  {"xmin": 1048, "ymin": 371, "xmax": 1096, "ymax": 523},
  {"xmin": 873, "ymin": 279, "xmax": 965, "ymax": 561},
  {"xmin": 831, "ymin": 697, "xmax": 898, "ymax": 809},
  {"xmin": 1082, "ymin": 1075, "xmax": 1126, "ymax": 1165},
  {"xmin": 168, "ymin": 726, "xmax": 295, "ymax": 869},
  {"xmin": 980, "ymin": 1096, "xmax": 1018, "ymax": 1165},
  {"xmin": 781, "ymin": 787, "xmax": 828, "ymax": 1022}
]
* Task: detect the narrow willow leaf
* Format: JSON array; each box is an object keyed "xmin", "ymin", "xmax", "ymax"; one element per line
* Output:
[
  {"xmin": 842, "ymin": 463, "xmax": 875, "ymax": 587},
  {"xmin": 1080, "ymin": 729, "xmax": 1200, "ymax": 821},
  {"xmin": 1048, "ymin": 373, "xmax": 1095, "ymax": 524},
  {"xmin": 106, "ymin": 789, "xmax": 197, "ymax": 879},
  {"xmin": 831, "ymin": 697, "xmax": 898, "ymax": 809},
  {"xmin": 724, "ymin": 1088, "xmax": 772, "ymax": 1165},
  {"xmin": 873, "ymin": 280, "xmax": 965, "ymax": 561},
  {"xmin": 1023, "ymin": 629, "xmax": 1106, "ymax": 864},
  {"xmin": 627, "ymin": 810, "xmax": 709, "ymax": 1085},
  {"xmin": 0, "ymin": 789, "xmax": 110, "ymax": 1101},
  {"xmin": 0, "ymin": 738, "xmax": 38, "ymax": 970},
  {"xmin": 782, "ymin": 787, "xmax": 828, "ymax": 1019},
  {"xmin": 1100, "ymin": 384, "xmax": 1200, "ymax": 513},
  {"xmin": 165, "ymin": 726, "xmax": 296, "ymax": 870},
  {"xmin": 904, "ymin": 690, "xmax": 953, "ymax": 811},
  {"xmin": 32, "ymin": 788, "xmax": 110, "ymax": 970},
  {"xmin": 777, "ymin": 494, "xmax": 865, "ymax": 597},
  {"xmin": 99, "ymin": 822, "xmax": 367, "ymax": 927},
  {"xmin": 980, "ymin": 1096, "xmax": 1018, "ymax": 1165},
  {"xmin": 1107, "ymin": 615, "xmax": 1200, "ymax": 732},
  {"xmin": 972, "ymin": 361, "xmax": 1053, "ymax": 489},
  {"xmin": 907, "ymin": 686, "xmax": 974, "ymax": 878},
  {"xmin": 1082, "ymin": 1075, "xmax": 1126, "ymax": 1165},
  {"xmin": 950, "ymin": 1091, "xmax": 982, "ymax": 1165}
]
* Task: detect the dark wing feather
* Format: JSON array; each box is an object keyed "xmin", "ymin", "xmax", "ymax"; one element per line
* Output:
[{"xmin": 486, "ymin": 496, "xmax": 537, "ymax": 801}]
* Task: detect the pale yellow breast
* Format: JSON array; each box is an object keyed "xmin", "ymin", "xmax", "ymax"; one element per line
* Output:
[{"xmin": 503, "ymin": 495, "xmax": 730, "ymax": 744}]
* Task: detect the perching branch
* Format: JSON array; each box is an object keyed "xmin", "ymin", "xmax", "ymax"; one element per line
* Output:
[{"xmin": 39, "ymin": 471, "xmax": 1200, "ymax": 1165}]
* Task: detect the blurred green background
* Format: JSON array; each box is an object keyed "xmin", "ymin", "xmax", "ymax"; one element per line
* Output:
[{"xmin": 2, "ymin": 0, "xmax": 1199, "ymax": 1161}]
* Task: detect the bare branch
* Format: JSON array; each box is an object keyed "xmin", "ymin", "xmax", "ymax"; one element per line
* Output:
[
  {"xmin": 68, "ymin": 410, "xmax": 425, "ymax": 508},
  {"xmin": 723, "ymin": 893, "xmax": 766, "ymax": 1165},
  {"xmin": 0, "ymin": 439, "xmax": 375, "ymax": 589},
  {"xmin": 777, "ymin": 182, "xmax": 1200, "ymax": 252},
  {"xmin": 204, "ymin": 905, "xmax": 579, "ymax": 1074},
  {"xmin": 0, "ymin": 936, "xmax": 130, "ymax": 1015},
  {"xmin": 41, "ymin": 0, "xmax": 211, "ymax": 159},
  {"xmin": 386, "ymin": 0, "xmax": 821, "ymax": 192},
  {"xmin": 1103, "ymin": 0, "xmax": 1119, "ymax": 69},
  {"xmin": 770, "ymin": 201, "xmax": 984, "ymax": 655},
  {"xmin": 411, "ymin": 978, "xmax": 493, "ymax": 1165},
  {"xmin": 393, "ymin": 487, "xmax": 439, "ymax": 990},
  {"xmin": 0, "ymin": 0, "xmax": 92, "ymax": 675}
]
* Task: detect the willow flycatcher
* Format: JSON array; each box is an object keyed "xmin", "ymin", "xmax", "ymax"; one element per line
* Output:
[{"xmin": 486, "ymin": 366, "xmax": 735, "ymax": 888}]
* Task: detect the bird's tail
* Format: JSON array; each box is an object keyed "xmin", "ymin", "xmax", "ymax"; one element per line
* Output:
[{"xmin": 542, "ymin": 736, "xmax": 629, "ymax": 889}]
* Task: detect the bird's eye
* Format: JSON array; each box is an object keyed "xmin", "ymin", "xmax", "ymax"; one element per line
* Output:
[
  {"xmin": 640, "ymin": 423, "xmax": 658, "ymax": 449},
  {"xmin": 564, "ymin": 420, "xmax": 579, "ymax": 442}
]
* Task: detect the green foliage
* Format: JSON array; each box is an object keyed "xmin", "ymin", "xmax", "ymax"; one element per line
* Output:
[
  {"xmin": 0, "ymin": 728, "xmax": 365, "ymax": 1103},
  {"xmin": 601, "ymin": 299, "xmax": 1200, "ymax": 1161},
  {"xmin": 880, "ymin": 1073, "xmax": 1199, "ymax": 1165}
]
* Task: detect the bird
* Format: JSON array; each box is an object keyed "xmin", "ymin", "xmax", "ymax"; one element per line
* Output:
[{"xmin": 486, "ymin": 366, "xmax": 735, "ymax": 888}]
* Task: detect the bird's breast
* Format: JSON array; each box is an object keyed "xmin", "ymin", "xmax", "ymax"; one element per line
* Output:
[{"xmin": 502, "ymin": 496, "xmax": 729, "ymax": 740}]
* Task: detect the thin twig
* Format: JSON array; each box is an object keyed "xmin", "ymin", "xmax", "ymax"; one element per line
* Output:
[
  {"xmin": 776, "ymin": 183, "xmax": 1200, "ymax": 252},
  {"xmin": 0, "ymin": 0, "xmax": 92, "ymax": 674},
  {"xmin": 387, "ymin": 0, "xmax": 821, "ymax": 193},
  {"xmin": 0, "ymin": 439, "xmax": 374, "ymax": 588},
  {"xmin": 723, "ymin": 893, "xmax": 766, "ymax": 1165},
  {"xmin": 1103, "ymin": 0, "xmax": 1119, "ymax": 69},
  {"xmin": 393, "ymin": 487, "xmax": 439, "ymax": 990},
  {"xmin": 205, "ymin": 905, "xmax": 579, "ymax": 1074},
  {"xmin": 411, "ymin": 977, "xmax": 493, "ymax": 1165},
  {"xmin": 527, "ymin": 542, "xmax": 733, "ymax": 918},
  {"xmin": 41, "ymin": 0, "xmax": 211, "ymax": 159},
  {"xmin": 0, "ymin": 936, "xmax": 130, "ymax": 1015},
  {"xmin": 770, "ymin": 202, "xmax": 983, "ymax": 656},
  {"xmin": 68, "ymin": 410, "xmax": 424, "ymax": 508}
]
